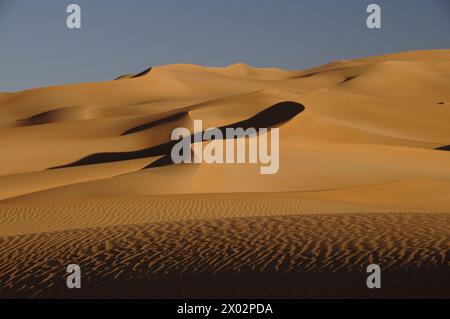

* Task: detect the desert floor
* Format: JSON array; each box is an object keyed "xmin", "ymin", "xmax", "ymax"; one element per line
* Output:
[{"xmin": 0, "ymin": 49, "xmax": 449, "ymax": 298}]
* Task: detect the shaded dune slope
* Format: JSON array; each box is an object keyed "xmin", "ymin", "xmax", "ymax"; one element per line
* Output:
[
  {"xmin": 114, "ymin": 67, "xmax": 153, "ymax": 80},
  {"xmin": 51, "ymin": 101, "xmax": 304, "ymax": 169},
  {"xmin": 437, "ymin": 145, "xmax": 450, "ymax": 151},
  {"xmin": 131, "ymin": 67, "xmax": 153, "ymax": 79}
]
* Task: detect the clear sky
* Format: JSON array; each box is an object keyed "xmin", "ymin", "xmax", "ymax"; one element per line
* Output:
[{"xmin": 0, "ymin": 0, "xmax": 449, "ymax": 92}]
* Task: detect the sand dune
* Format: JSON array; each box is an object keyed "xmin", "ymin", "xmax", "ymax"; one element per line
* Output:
[{"xmin": 0, "ymin": 49, "xmax": 449, "ymax": 298}]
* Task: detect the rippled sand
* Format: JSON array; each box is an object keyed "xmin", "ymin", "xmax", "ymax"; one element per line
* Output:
[{"xmin": 0, "ymin": 212, "xmax": 448, "ymax": 298}]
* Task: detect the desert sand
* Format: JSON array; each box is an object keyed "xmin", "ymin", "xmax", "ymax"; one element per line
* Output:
[{"xmin": 0, "ymin": 49, "xmax": 449, "ymax": 298}]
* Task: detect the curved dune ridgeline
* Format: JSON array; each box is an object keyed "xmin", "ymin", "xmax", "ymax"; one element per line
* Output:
[{"xmin": 0, "ymin": 50, "xmax": 450, "ymax": 298}]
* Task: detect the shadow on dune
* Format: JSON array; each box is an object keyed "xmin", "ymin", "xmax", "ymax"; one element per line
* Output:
[
  {"xmin": 16, "ymin": 109, "xmax": 67, "ymax": 127},
  {"xmin": 293, "ymin": 71, "xmax": 320, "ymax": 79},
  {"xmin": 114, "ymin": 67, "xmax": 152, "ymax": 80},
  {"xmin": 131, "ymin": 67, "xmax": 152, "ymax": 79},
  {"xmin": 122, "ymin": 111, "xmax": 187, "ymax": 135},
  {"xmin": 436, "ymin": 145, "xmax": 450, "ymax": 151},
  {"xmin": 147, "ymin": 101, "xmax": 304, "ymax": 169},
  {"xmin": 16, "ymin": 104, "xmax": 185, "ymax": 129},
  {"xmin": 50, "ymin": 101, "xmax": 305, "ymax": 169},
  {"xmin": 340, "ymin": 75, "xmax": 357, "ymax": 83}
]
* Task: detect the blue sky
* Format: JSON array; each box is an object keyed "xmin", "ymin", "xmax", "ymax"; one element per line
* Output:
[{"xmin": 0, "ymin": 0, "xmax": 449, "ymax": 91}]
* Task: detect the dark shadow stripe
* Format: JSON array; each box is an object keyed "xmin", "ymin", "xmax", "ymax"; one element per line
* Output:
[
  {"xmin": 122, "ymin": 112, "xmax": 187, "ymax": 136},
  {"xmin": 50, "ymin": 101, "xmax": 305, "ymax": 170},
  {"xmin": 131, "ymin": 67, "xmax": 152, "ymax": 79},
  {"xmin": 51, "ymin": 141, "xmax": 177, "ymax": 169},
  {"xmin": 147, "ymin": 101, "xmax": 305, "ymax": 169},
  {"xmin": 16, "ymin": 110, "xmax": 59, "ymax": 127},
  {"xmin": 292, "ymin": 71, "xmax": 319, "ymax": 79},
  {"xmin": 115, "ymin": 67, "xmax": 152, "ymax": 80},
  {"xmin": 340, "ymin": 76, "xmax": 356, "ymax": 83},
  {"xmin": 436, "ymin": 145, "xmax": 450, "ymax": 151}
]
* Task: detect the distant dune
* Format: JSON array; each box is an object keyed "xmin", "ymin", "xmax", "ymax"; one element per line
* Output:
[{"xmin": 0, "ymin": 49, "xmax": 449, "ymax": 298}]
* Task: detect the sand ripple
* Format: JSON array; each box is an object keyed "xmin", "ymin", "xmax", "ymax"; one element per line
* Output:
[{"xmin": 0, "ymin": 213, "xmax": 448, "ymax": 298}]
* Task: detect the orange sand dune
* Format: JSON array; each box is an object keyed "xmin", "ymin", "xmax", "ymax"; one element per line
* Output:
[{"xmin": 0, "ymin": 49, "xmax": 449, "ymax": 298}]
